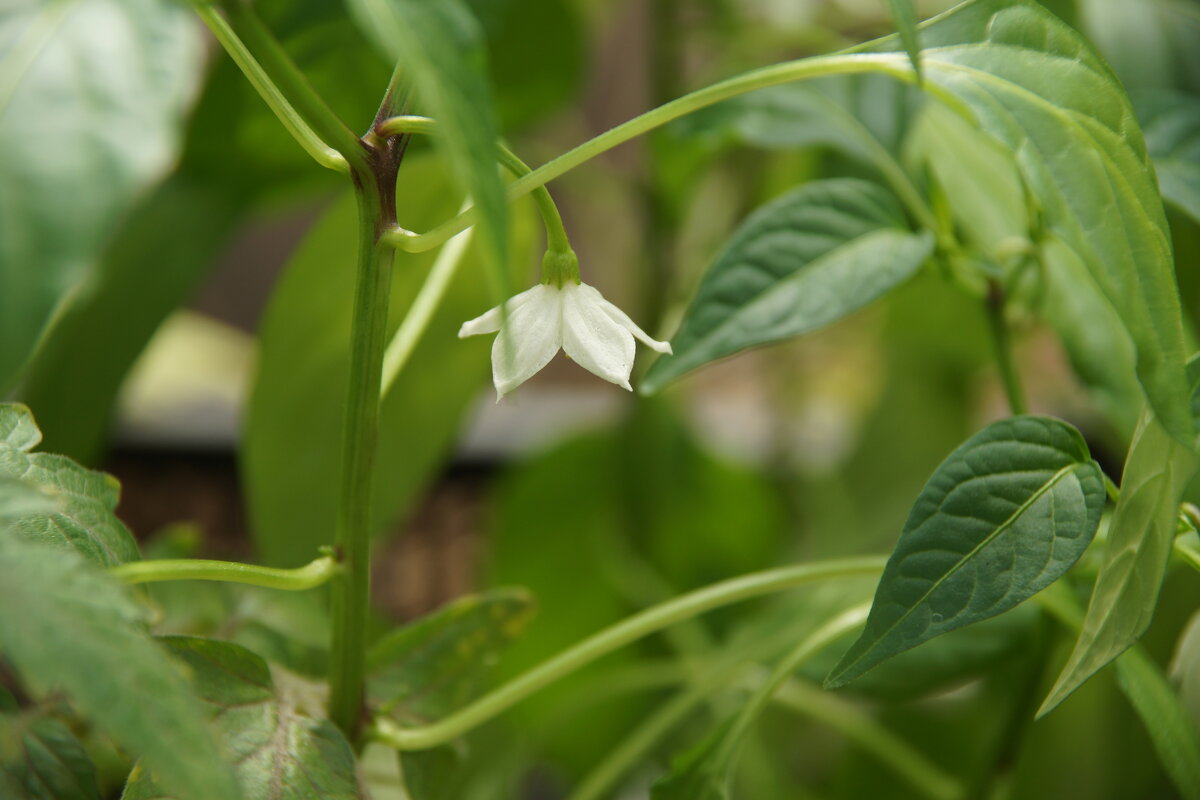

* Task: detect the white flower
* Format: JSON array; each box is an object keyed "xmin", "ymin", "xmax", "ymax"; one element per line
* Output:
[{"xmin": 458, "ymin": 281, "xmax": 673, "ymax": 398}]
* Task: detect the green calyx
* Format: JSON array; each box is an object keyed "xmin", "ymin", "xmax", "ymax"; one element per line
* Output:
[{"xmin": 541, "ymin": 248, "xmax": 581, "ymax": 288}]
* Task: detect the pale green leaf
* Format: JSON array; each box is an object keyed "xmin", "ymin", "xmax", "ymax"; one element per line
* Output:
[
  {"xmin": 826, "ymin": 416, "xmax": 1106, "ymax": 688},
  {"xmin": 1039, "ymin": 404, "xmax": 1199, "ymax": 715},
  {"xmin": 0, "ymin": 404, "xmax": 137, "ymax": 566},
  {"xmin": 0, "ymin": 712, "xmax": 99, "ymax": 800},
  {"xmin": 642, "ymin": 179, "xmax": 932, "ymax": 392},
  {"xmin": 865, "ymin": 0, "xmax": 1192, "ymax": 441},
  {"xmin": 242, "ymin": 156, "xmax": 534, "ymax": 566},
  {"xmin": 0, "ymin": 537, "xmax": 236, "ymax": 800},
  {"xmin": 345, "ymin": 0, "xmax": 509, "ymax": 297},
  {"xmin": 122, "ymin": 637, "xmax": 359, "ymax": 800},
  {"xmin": 0, "ymin": 0, "xmax": 204, "ymax": 390}
]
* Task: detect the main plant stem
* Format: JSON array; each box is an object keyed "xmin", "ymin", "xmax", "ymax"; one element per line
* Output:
[
  {"xmin": 328, "ymin": 131, "xmax": 403, "ymax": 738},
  {"xmin": 986, "ymin": 279, "xmax": 1027, "ymax": 416}
]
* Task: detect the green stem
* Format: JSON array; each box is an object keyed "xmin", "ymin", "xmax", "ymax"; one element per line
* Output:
[
  {"xmin": 377, "ymin": 115, "xmax": 573, "ymax": 253},
  {"xmin": 369, "ymin": 557, "xmax": 885, "ymax": 750},
  {"xmin": 212, "ymin": 1, "xmax": 367, "ymax": 172},
  {"xmin": 381, "ymin": 53, "xmax": 930, "ymax": 252},
  {"xmin": 110, "ymin": 555, "xmax": 339, "ymax": 590},
  {"xmin": 192, "ymin": 5, "xmax": 347, "ymax": 173},
  {"xmin": 985, "ymin": 279, "xmax": 1027, "ymax": 416},
  {"xmin": 327, "ymin": 169, "xmax": 398, "ymax": 739}
]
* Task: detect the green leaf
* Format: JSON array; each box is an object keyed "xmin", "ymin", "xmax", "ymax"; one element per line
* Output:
[
  {"xmin": 368, "ymin": 588, "xmax": 535, "ymax": 721},
  {"xmin": 16, "ymin": 177, "xmax": 245, "ymax": 463},
  {"xmin": 825, "ymin": 416, "xmax": 1106, "ymax": 688},
  {"xmin": 1134, "ymin": 89, "xmax": 1200, "ymax": 225},
  {"xmin": 1039, "ymin": 405, "xmax": 1200, "ymax": 715},
  {"xmin": 0, "ymin": 536, "xmax": 236, "ymax": 800},
  {"xmin": 641, "ymin": 179, "xmax": 933, "ymax": 392},
  {"xmin": 0, "ymin": 477, "xmax": 60, "ymax": 522},
  {"xmin": 242, "ymin": 156, "xmax": 534, "ymax": 566},
  {"xmin": 0, "ymin": 404, "xmax": 138, "ymax": 566},
  {"xmin": 122, "ymin": 637, "xmax": 359, "ymax": 800},
  {"xmin": 367, "ymin": 590, "xmax": 534, "ymax": 800},
  {"xmin": 346, "ymin": 0, "xmax": 509, "ymax": 298},
  {"xmin": 0, "ymin": 0, "xmax": 204, "ymax": 391},
  {"xmin": 866, "ymin": 0, "xmax": 1193, "ymax": 442},
  {"xmin": 1, "ymin": 711, "xmax": 99, "ymax": 800},
  {"xmin": 888, "ymin": 0, "xmax": 923, "ymax": 80}
]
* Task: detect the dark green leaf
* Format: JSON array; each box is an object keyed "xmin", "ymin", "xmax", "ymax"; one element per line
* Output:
[
  {"xmin": 642, "ymin": 179, "xmax": 932, "ymax": 392},
  {"xmin": 0, "ymin": 404, "xmax": 138, "ymax": 566},
  {"xmin": 1134, "ymin": 89, "xmax": 1200, "ymax": 225},
  {"xmin": 0, "ymin": 0, "xmax": 204, "ymax": 391},
  {"xmin": 826, "ymin": 416, "xmax": 1106, "ymax": 688},
  {"xmin": 368, "ymin": 588, "xmax": 535, "ymax": 721},
  {"xmin": 16, "ymin": 177, "xmax": 245, "ymax": 463},
  {"xmin": 465, "ymin": 0, "xmax": 584, "ymax": 129},
  {"xmin": 866, "ymin": 0, "xmax": 1193, "ymax": 441},
  {"xmin": 346, "ymin": 0, "xmax": 509, "ymax": 298},
  {"xmin": 398, "ymin": 745, "xmax": 462, "ymax": 800},
  {"xmin": 889, "ymin": 0, "xmax": 923, "ymax": 80},
  {"xmin": 0, "ymin": 537, "xmax": 236, "ymax": 800},
  {"xmin": 1039, "ymin": 406, "xmax": 1199, "ymax": 714},
  {"xmin": 121, "ymin": 637, "xmax": 359, "ymax": 800},
  {"xmin": 242, "ymin": 156, "xmax": 534, "ymax": 566},
  {"xmin": 0, "ymin": 712, "xmax": 99, "ymax": 800}
]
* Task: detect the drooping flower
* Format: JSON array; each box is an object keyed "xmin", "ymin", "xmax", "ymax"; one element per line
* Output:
[{"xmin": 458, "ymin": 274, "xmax": 672, "ymax": 399}]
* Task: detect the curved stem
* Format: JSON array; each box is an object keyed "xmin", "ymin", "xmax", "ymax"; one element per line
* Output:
[
  {"xmin": 202, "ymin": 2, "xmax": 367, "ymax": 172},
  {"xmin": 381, "ymin": 53, "xmax": 930, "ymax": 253},
  {"xmin": 377, "ymin": 115, "xmax": 573, "ymax": 253},
  {"xmin": 110, "ymin": 555, "xmax": 339, "ymax": 590},
  {"xmin": 192, "ymin": 5, "xmax": 348, "ymax": 173},
  {"xmin": 369, "ymin": 557, "xmax": 885, "ymax": 751}
]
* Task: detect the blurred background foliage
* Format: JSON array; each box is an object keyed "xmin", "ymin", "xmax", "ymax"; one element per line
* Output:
[{"xmin": 3, "ymin": 0, "xmax": 1200, "ymax": 797}]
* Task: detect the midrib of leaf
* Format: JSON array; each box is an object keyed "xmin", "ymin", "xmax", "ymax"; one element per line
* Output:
[
  {"xmin": 688, "ymin": 227, "xmax": 916, "ymax": 356},
  {"xmin": 837, "ymin": 462, "xmax": 1081, "ymax": 677},
  {"xmin": 0, "ymin": 0, "xmax": 72, "ymax": 119}
]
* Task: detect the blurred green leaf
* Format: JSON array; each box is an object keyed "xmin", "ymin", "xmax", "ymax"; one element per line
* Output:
[
  {"xmin": 487, "ymin": 407, "xmax": 785, "ymax": 773},
  {"xmin": 1135, "ymin": 89, "xmax": 1200, "ymax": 225},
  {"xmin": 367, "ymin": 590, "xmax": 534, "ymax": 800},
  {"xmin": 346, "ymin": 0, "xmax": 509, "ymax": 298},
  {"xmin": 1040, "ymin": 404, "xmax": 1199, "ymax": 714},
  {"xmin": 0, "ymin": 0, "xmax": 204, "ymax": 391},
  {"xmin": 0, "ymin": 404, "xmax": 138, "ymax": 567},
  {"xmin": 0, "ymin": 711, "xmax": 99, "ymax": 800},
  {"xmin": 826, "ymin": 416, "xmax": 1106, "ymax": 688},
  {"xmin": 122, "ymin": 637, "xmax": 359, "ymax": 800},
  {"xmin": 368, "ymin": 588, "xmax": 536, "ymax": 722},
  {"xmin": 867, "ymin": 0, "xmax": 1193, "ymax": 442},
  {"xmin": 465, "ymin": 0, "xmax": 584, "ymax": 129},
  {"xmin": 243, "ymin": 156, "xmax": 533, "ymax": 566},
  {"xmin": 17, "ymin": 177, "xmax": 244, "ymax": 463},
  {"xmin": 642, "ymin": 179, "xmax": 932, "ymax": 393},
  {"xmin": 0, "ymin": 537, "xmax": 237, "ymax": 800}
]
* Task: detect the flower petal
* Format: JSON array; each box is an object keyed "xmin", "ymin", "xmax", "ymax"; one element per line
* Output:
[
  {"xmin": 491, "ymin": 285, "xmax": 564, "ymax": 398},
  {"xmin": 560, "ymin": 283, "xmax": 636, "ymax": 390},
  {"xmin": 458, "ymin": 284, "xmax": 545, "ymax": 338},
  {"xmin": 577, "ymin": 283, "xmax": 673, "ymax": 354}
]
